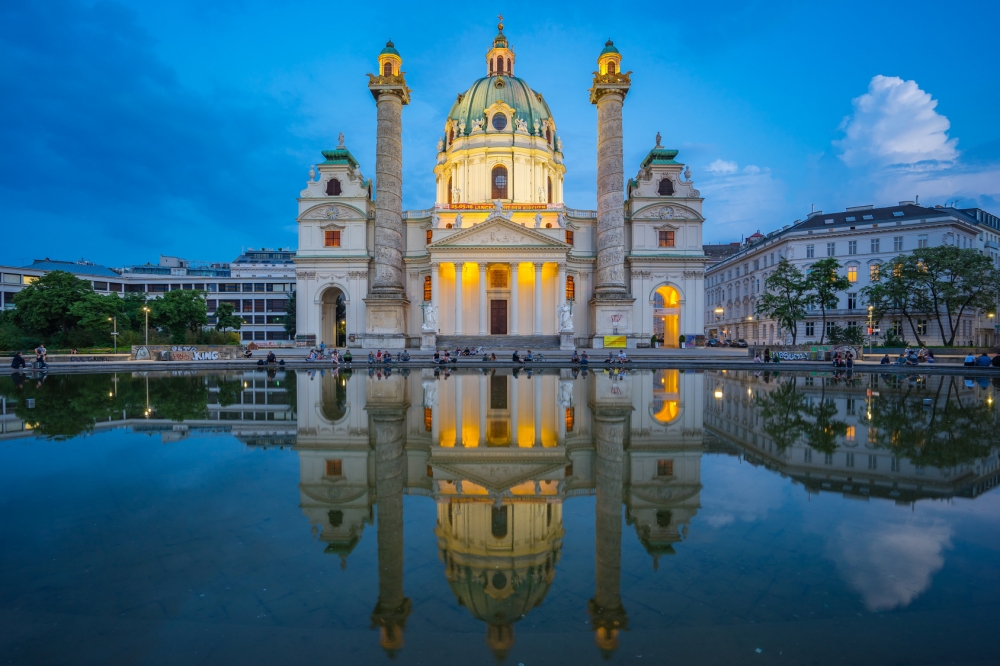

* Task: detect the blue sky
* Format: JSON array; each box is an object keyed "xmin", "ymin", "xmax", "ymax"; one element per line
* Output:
[{"xmin": 2, "ymin": 0, "xmax": 998, "ymax": 268}]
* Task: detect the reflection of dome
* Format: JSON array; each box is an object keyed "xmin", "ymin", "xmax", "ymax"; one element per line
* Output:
[{"xmin": 448, "ymin": 76, "xmax": 554, "ymax": 137}]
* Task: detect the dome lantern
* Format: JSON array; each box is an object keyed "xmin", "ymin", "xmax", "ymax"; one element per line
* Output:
[
  {"xmin": 597, "ymin": 39, "xmax": 622, "ymax": 76},
  {"xmin": 485, "ymin": 15, "xmax": 515, "ymax": 77},
  {"xmin": 378, "ymin": 39, "xmax": 402, "ymax": 77}
]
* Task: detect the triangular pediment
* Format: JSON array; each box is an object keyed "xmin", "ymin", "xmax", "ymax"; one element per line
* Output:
[
  {"xmin": 429, "ymin": 214, "xmax": 569, "ymax": 249},
  {"xmin": 431, "ymin": 459, "xmax": 568, "ymax": 494}
]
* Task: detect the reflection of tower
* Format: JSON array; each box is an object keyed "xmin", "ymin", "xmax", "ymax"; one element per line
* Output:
[
  {"xmin": 589, "ymin": 405, "xmax": 630, "ymax": 656},
  {"xmin": 369, "ymin": 400, "xmax": 411, "ymax": 654}
]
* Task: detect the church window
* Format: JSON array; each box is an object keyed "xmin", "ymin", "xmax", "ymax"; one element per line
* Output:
[
  {"xmin": 491, "ymin": 165, "xmax": 508, "ymax": 199},
  {"xmin": 492, "ymin": 113, "xmax": 507, "ymax": 131},
  {"xmin": 565, "ymin": 230, "xmax": 574, "ymax": 245},
  {"xmin": 326, "ymin": 178, "xmax": 342, "ymax": 196},
  {"xmin": 324, "ymin": 230, "xmax": 341, "ymax": 247},
  {"xmin": 447, "ymin": 177, "xmax": 452, "ymax": 205},
  {"xmin": 566, "ymin": 275, "xmax": 576, "ymax": 300},
  {"xmin": 449, "ymin": 128, "xmax": 454, "ymax": 144},
  {"xmin": 382, "ymin": 61, "xmax": 393, "ymax": 76},
  {"xmin": 424, "ymin": 408, "xmax": 432, "ymax": 432},
  {"xmin": 657, "ymin": 459, "xmax": 674, "ymax": 476},
  {"xmin": 545, "ymin": 127, "xmax": 551, "ymax": 144},
  {"xmin": 658, "ymin": 230, "xmax": 675, "ymax": 247},
  {"xmin": 426, "ymin": 229, "xmax": 433, "ymax": 245},
  {"xmin": 607, "ymin": 61, "xmax": 616, "ymax": 75},
  {"xmin": 496, "ymin": 55, "xmax": 504, "ymax": 74},
  {"xmin": 325, "ymin": 459, "xmax": 343, "ymax": 476},
  {"xmin": 658, "ymin": 178, "xmax": 674, "ymax": 195},
  {"xmin": 491, "ymin": 506, "xmax": 508, "ymax": 539},
  {"xmin": 545, "ymin": 223, "xmax": 552, "ymax": 228},
  {"xmin": 507, "ymin": 57, "xmax": 511, "ymax": 72},
  {"xmin": 490, "ymin": 269, "xmax": 508, "ymax": 289},
  {"xmin": 547, "ymin": 177, "xmax": 553, "ymax": 203},
  {"xmin": 423, "ymin": 275, "xmax": 432, "ymax": 301}
]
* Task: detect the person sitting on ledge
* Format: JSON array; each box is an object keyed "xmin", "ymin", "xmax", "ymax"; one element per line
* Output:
[
  {"xmin": 524, "ymin": 350, "xmax": 533, "ymax": 362},
  {"xmin": 580, "ymin": 351, "xmax": 589, "ymax": 365},
  {"xmin": 977, "ymin": 352, "xmax": 992, "ymax": 367},
  {"xmin": 10, "ymin": 351, "xmax": 26, "ymax": 370},
  {"xmin": 344, "ymin": 350, "xmax": 353, "ymax": 363},
  {"xmin": 618, "ymin": 350, "xmax": 628, "ymax": 363},
  {"xmin": 571, "ymin": 350, "xmax": 580, "ymax": 364},
  {"xmin": 368, "ymin": 351, "xmax": 376, "ymax": 363},
  {"xmin": 490, "ymin": 352, "xmax": 497, "ymax": 362},
  {"xmin": 964, "ymin": 352, "xmax": 976, "ymax": 367},
  {"xmin": 400, "ymin": 350, "xmax": 410, "ymax": 362},
  {"xmin": 266, "ymin": 351, "xmax": 277, "ymax": 364},
  {"xmin": 511, "ymin": 350, "xmax": 522, "ymax": 363},
  {"xmin": 604, "ymin": 352, "xmax": 615, "ymax": 364},
  {"xmin": 880, "ymin": 353, "xmax": 891, "ymax": 365}
]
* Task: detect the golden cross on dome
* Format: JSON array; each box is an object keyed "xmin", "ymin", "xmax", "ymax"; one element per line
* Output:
[{"xmin": 497, "ymin": 14, "xmax": 504, "ymax": 30}]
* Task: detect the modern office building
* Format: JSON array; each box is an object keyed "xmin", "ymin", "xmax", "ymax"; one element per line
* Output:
[{"xmin": 703, "ymin": 203, "xmax": 999, "ymax": 346}]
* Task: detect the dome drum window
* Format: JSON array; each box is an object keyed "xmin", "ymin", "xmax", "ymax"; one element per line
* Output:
[
  {"xmin": 491, "ymin": 165, "xmax": 508, "ymax": 199},
  {"xmin": 491, "ymin": 113, "xmax": 508, "ymax": 131}
]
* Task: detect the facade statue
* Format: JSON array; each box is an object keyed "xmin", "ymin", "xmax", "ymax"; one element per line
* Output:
[
  {"xmin": 558, "ymin": 380, "xmax": 574, "ymax": 408},
  {"xmin": 437, "ymin": 138, "xmax": 444, "ymax": 153},
  {"xmin": 471, "ymin": 118, "xmax": 484, "ymax": 132},
  {"xmin": 454, "ymin": 213, "xmax": 463, "ymax": 227},
  {"xmin": 338, "ymin": 132, "xmax": 345, "ymax": 147},
  {"xmin": 493, "ymin": 199, "xmax": 504, "ymax": 213},
  {"xmin": 655, "ymin": 131, "xmax": 661, "ymax": 147},
  {"xmin": 421, "ymin": 380, "xmax": 438, "ymax": 407},
  {"xmin": 535, "ymin": 212, "xmax": 543, "ymax": 228},
  {"xmin": 422, "ymin": 303, "xmax": 438, "ymax": 331},
  {"xmin": 558, "ymin": 302, "xmax": 573, "ymax": 331},
  {"xmin": 515, "ymin": 118, "xmax": 528, "ymax": 133}
]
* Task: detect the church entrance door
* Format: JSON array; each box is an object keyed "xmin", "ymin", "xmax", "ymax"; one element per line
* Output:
[{"xmin": 490, "ymin": 300, "xmax": 507, "ymax": 335}]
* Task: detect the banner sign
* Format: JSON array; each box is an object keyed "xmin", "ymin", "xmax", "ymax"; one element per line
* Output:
[
  {"xmin": 604, "ymin": 336, "xmax": 627, "ymax": 348},
  {"xmin": 446, "ymin": 203, "xmax": 548, "ymax": 211}
]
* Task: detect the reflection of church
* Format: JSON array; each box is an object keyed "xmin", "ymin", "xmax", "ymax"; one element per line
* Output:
[
  {"xmin": 294, "ymin": 20, "xmax": 708, "ymax": 350},
  {"xmin": 293, "ymin": 367, "xmax": 706, "ymax": 658}
]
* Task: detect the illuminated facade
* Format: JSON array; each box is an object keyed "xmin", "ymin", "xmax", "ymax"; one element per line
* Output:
[{"xmin": 294, "ymin": 22, "xmax": 708, "ymax": 350}]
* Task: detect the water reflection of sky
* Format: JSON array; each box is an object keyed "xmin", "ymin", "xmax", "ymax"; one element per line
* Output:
[{"xmin": 1, "ymin": 369, "xmax": 999, "ymax": 664}]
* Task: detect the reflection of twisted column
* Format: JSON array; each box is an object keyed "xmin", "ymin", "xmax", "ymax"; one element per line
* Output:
[
  {"xmin": 589, "ymin": 406, "xmax": 630, "ymax": 655},
  {"xmin": 370, "ymin": 407, "xmax": 410, "ymax": 654}
]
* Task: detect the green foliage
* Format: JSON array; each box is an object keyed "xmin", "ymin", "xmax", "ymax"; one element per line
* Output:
[
  {"xmin": 803, "ymin": 257, "xmax": 851, "ymax": 344},
  {"xmin": 68, "ymin": 292, "xmax": 131, "ymax": 345},
  {"xmin": 284, "ymin": 290, "xmax": 296, "ymax": 337},
  {"xmin": 193, "ymin": 329, "xmax": 240, "ymax": 345},
  {"xmin": 863, "ymin": 246, "xmax": 1000, "ymax": 346},
  {"xmin": 880, "ymin": 329, "xmax": 907, "ymax": 347},
  {"xmin": 756, "ymin": 258, "xmax": 808, "ymax": 344},
  {"xmin": 828, "ymin": 324, "xmax": 865, "ymax": 346},
  {"xmin": 11, "ymin": 271, "xmax": 94, "ymax": 336},
  {"xmin": 214, "ymin": 376, "xmax": 243, "ymax": 407},
  {"xmin": 214, "ymin": 301, "xmax": 242, "ymax": 332},
  {"xmin": 755, "ymin": 379, "xmax": 849, "ymax": 453},
  {"xmin": 0, "ymin": 321, "xmax": 32, "ymax": 352},
  {"xmin": 150, "ymin": 289, "xmax": 208, "ymax": 343}
]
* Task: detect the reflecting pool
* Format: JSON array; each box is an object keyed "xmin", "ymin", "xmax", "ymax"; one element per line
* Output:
[{"xmin": 1, "ymin": 368, "xmax": 999, "ymax": 664}]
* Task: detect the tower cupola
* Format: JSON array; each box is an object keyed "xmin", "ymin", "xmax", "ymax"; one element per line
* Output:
[
  {"xmin": 597, "ymin": 39, "xmax": 622, "ymax": 75},
  {"xmin": 378, "ymin": 39, "xmax": 402, "ymax": 77},
  {"xmin": 485, "ymin": 15, "xmax": 515, "ymax": 76}
]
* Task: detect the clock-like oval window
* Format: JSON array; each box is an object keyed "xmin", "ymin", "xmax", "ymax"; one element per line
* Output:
[{"xmin": 492, "ymin": 114, "xmax": 508, "ymax": 131}]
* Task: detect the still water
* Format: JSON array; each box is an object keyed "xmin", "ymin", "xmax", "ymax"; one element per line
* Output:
[{"xmin": 1, "ymin": 368, "xmax": 999, "ymax": 665}]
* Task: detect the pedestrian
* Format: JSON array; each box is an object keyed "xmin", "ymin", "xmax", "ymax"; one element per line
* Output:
[
  {"xmin": 764, "ymin": 348, "xmax": 771, "ymax": 363},
  {"xmin": 319, "ymin": 341, "xmax": 326, "ymax": 356}
]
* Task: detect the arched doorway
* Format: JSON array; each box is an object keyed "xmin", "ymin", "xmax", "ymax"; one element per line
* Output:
[
  {"xmin": 321, "ymin": 287, "xmax": 347, "ymax": 348},
  {"xmin": 652, "ymin": 286, "xmax": 681, "ymax": 348}
]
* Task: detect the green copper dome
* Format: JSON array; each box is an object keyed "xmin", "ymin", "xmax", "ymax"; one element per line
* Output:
[
  {"xmin": 448, "ymin": 75, "xmax": 554, "ymax": 137},
  {"xmin": 379, "ymin": 39, "xmax": 399, "ymax": 57},
  {"xmin": 600, "ymin": 39, "xmax": 619, "ymax": 56}
]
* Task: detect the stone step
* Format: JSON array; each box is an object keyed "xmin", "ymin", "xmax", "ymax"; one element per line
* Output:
[{"xmin": 435, "ymin": 335, "xmax": 561, "ymax": 350}]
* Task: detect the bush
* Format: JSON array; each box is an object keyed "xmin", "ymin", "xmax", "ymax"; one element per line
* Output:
[
  {"xmin": 881, "ymin": 330, "xmax": 907, "ymax": 347},
  {"xmin": 192, "ymin": 329, "xmax": 240, "ymax": 345},
  {"xmin": 0, "ymin": 322, "xmax": 32, "ymax": 352},
  {"xmin": 829, "ymin": 325, "xmax": 864, "ymax": 346}
]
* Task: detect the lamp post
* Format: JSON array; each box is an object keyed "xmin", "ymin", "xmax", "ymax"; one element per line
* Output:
[
  {"xmin": 990, "ymin": 313, "xmax": 996, "ymax": 348},
  {"xmin": 143, "ymin": 306, "xmax": 150, "ymax": 346},
  {"xmin": 714, "ymin": 306, "xmax": 724, "ymax": 341},
  {"xmin": 867, "ymin": 305, "xmax": 874, "ymax": 355},
  {"xmin": 108, "ymin": 316, "xmax": 118, "ymax": 354}
]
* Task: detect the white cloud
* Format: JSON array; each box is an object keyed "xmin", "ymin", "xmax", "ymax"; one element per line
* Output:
[
  {"xmin": 836, "ymin": 75, "xmax": 958, "ymax": 168},
  {"xmin": 706, "ymin": 159, "xmax": 738, "ymax": 175}
]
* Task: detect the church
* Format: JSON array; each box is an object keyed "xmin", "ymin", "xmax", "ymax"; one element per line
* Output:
[{"xmin": 294, "ymin": 21, "xmax": 708, "ymax": 350}]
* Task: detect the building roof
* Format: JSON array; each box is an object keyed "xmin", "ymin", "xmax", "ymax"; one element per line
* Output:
[
  {"xmin": 379, "ymin": 39, "xmax": 399, "ymax": 57},
  {"xmin": 27, "ymin": 259, "xmax": 121, "ymax": 278},
  {"xmin": 231, "ymin": 248, "xmax": 296, "ymax": 264},
  {"xmin": 320, "ymin": 147, "xmax": 360, "ymax": 169},
  {"xmin": 448, "ymin": 75, "xmax": 554, "ymax": 139},
  {"xmin": 599, "ymin": 39, "xmax": 620, "ymax": 56},
  {"xmin": 702, "ymin": 243, "xmax": 742, "ymax": 263},
  {"xmin": 640, "ymin": 146, "xmax": 680, "ymax": 168}
]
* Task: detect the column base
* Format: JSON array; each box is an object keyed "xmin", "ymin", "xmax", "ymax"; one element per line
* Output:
[
  {"xmin": 589, "ymin": 296, "xmax": 636, "ymax": 346},
  {"xmin": 363, "ymin": 295, "xmax": 409, "ymax": 349},
  {"xmin": 560, "ymin": 332, "xmax": 576, "ymax": 350},
  {"xmin": 420, "ymin": 332, "xmax": 437, "ymax": 351}
]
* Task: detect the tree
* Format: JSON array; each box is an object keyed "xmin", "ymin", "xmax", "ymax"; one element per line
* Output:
[
  {"xmin": 803, "ymin": 257, "xmax": 850, "ymax": 344},
  {"xmin": 862, "ymin": 255, "xmax": 926, "ymax": 346},
  {"xmin": 150, "ymin": 289, "xmax": 208, "ymax": 343},
  {"xmin": 284, "ymin": 291, "xmax": 296, "ymax": 338},
  {"xmin": 11, "ymin": 270, "xmax": 93, "ymax": 337},
  {"xmin": 214, "ymin": 301, "xmax": 242, "ymax": 333},
  {"xmin": 755, "ymin": 258, "xmax": 808, "ymax": 344},
  {"xmin": 69, "ymin": 292, "xmax": 130, "ymax": 343}
]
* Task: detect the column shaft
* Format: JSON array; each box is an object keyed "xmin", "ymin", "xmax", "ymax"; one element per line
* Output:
[
  {"xmin": 557, "ymin": 264, "xmax": 567, "ymax": 331},
  {"xmin": 478, "ymin": 374, "xmax": 487, "ymax": 447},
  {"xmin": 430, "ymin": 263, "xmax": 440, "ymax": 332},
  {"xmin": 454, "ymin": 375, "xmax": 463, "ymax": 446},
  {"xmin": 510, "ymin": 263, "xmax": 520, "ymax": 335},
  {"xmin": 454, "ymin": 262, "xmax": 464, "ymax": 335},
  {"xmin": 478, "ymin": 264, "xmax": 488, "ymax": 335},
  {"xmin": 594, "ymin": 92, "xmax": 627, "ymax": 297},
  {"xmin": 371, "ymin": 94, "xmax": 405, "ymax": 295},
  {"xmin": 510, "ymin": 374, "xmax": 519, "ymax": 446},
  {"xmin": 533, "ymin": 262, "xmax": 544, "ymax": 335},
  {"xmin": 533, "ymin": 374, "xmax": 543, "ymax": 447}
]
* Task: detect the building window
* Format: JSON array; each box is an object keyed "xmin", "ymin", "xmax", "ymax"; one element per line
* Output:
[
  {"xmin": 658, "ymin": 230, "xmax": 675, "ymax": 247},
  {"xmin": 658, "ymin": 178, "xmax": 674, "ymax": 195},
  {"xmin": 657, "ymin": 459, "xmax": 674, "ymax": 477},
  {"xmin": 325, "ymin": 178, "xmax": 341, "ymax": 196},
  {"xmin": 424, "ymin": 407, "xmax": 432, "ymax": 432},
  {"xmin": 827, "ymin": 242, "xmax": 836, "ymax": 257},
  {"xmin": 548, "ymin": 177, "xmax": 553, "ymax": 203},
  {"xmin": 917, "ymin": 320, "xmax": 928, "ymax": 335},
  {"xmin": 565, "ymin": 407, "xmax": 575, "ymax": 432},
  {"xmin": 753, "ymin": 259, "xmax": 759, "ymax": 270},
  {"xmin": 846, "ymin": 452, "xmax": 855, "ymax": 467},
  {"xmin": 847, "ymin": 292, "xmax": 857, "ymax": 309},
  {"xmin": 566, "ymin": 275, "xmax": 575, "ymax": 300},
  {"xmin": 491, "ymin": 506, "xmax": 508, "ymax": 539},
  {"xmin": 607, "ymin": 61, "xmax": 617, "ymax": 75},
  {"xmin": 804, "ymin": 448, "xmax": 812, "ymax": 463},
  {"xmin": 870, "ymin": 264, "xmax": 880, "ymax": 281},
  {"xmin": 826, "ymin": 321, "xmax": 836, "ymax": 336},
  {"xmin": 426, "ymin": 229, "xmax": 433, "ymax": 245},
  {"xmin": 824, "ymin": 453, "xmax": 833, "ymax": 465},
  {"xmin": 848, "ymin": 240, "xmax": 858, "ymax": 255},
  {"xmin": 918, "ymin": 234, "xmax": 929, "ymax": 248},
  {"xmin": 847, "ymin": 266, "xmax": 857, "ymax": 282},
  {"xmin": 871, "ymin": 238, "xmax": 880, "ymax": 253},
  {"xmin": 496, "ymin": 55, "xmax": 504, "ymax": 74},
  {"xmin": 805, "ymin": 321, "xmax": 815, "ymax": 336},
  {"xmin": 324, "ymin": 230, "xmax": 341, "ymax": 247},
  {"xmin": 846, "ymin": 426, "xmax": 856, "ymax": 443},
  {"xmin": 447, "ymin": 177, "xmax": 452, "ymax": 205},
  {"xmin": 806, "ymin": 245, "xmax": 814, "ymax": 258},
  {"xmin": 565, "ymin": 230, "xmax": 574, "ymax": 245},
  {"xmin": 491, "ymin": 113, "xmax": 508, "ymax": 131},
  {"xmin": 423, "ymin": 276, "xmax": 432, "ymax": 301},
  {"xmin": 325, "ymin": 459, "xmax": 343, "ymax": 477},
  {"xmin": 868, "ymin": 455, "xmax": 878, "ymax": 470},
  {"xmin": 382, "ymin": 61, "xmax": 393, "ymax": 76},
  {"xmin": 894, "ymin": 236, "xmax": 904, "ymax": 252},
  {"xmin": 491, "ymin": 165, "xmax": 508, "ymax": 199}
]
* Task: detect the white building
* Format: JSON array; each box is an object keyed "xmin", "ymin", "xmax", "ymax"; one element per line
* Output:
[
  {"xmin": 704, "ymin": 202, "xmax": 999, "ymax": 346},
  {"xmin": 295, "ymin": 25, "xmax": 708, "ymax": 350}
]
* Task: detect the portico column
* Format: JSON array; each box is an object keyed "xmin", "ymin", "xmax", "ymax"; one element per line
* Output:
[
  {"xmin": 454, "ymin": 262, "xmax": 464, "ymax": 335},
  {"xmin": 510, "ymin": 374, "xmax": 519, "ymax": 446},
  {"xmin": 533, "ymin": 262, "xmax": 544, "ymax": 335},
  {"xmin": 454, "ymin": 375, "xmax": 463, "ymax": 447},
  {"xmin": 478, "ymin": 374, "xmax": 487, "ymax": 447},
  {"xmin": 430, "ymin": 263, "xmax": 440, "ymax": 332},
  {"xmin": 478, "ymin": 263, "xmax": 488, "ymax": 335},
  {"xmin": 557, "ymin": 263, "xmax": 567, "ymax": 331},
  {"xmin": 510, "ymin": 262, "xmax": 520, "ymax": 336},
  {"xmin": 533, "ymin": 374, "xmax": 543, "ymax": 447}
]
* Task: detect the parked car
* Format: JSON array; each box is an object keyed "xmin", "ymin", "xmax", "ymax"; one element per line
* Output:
[
  {"xmin": 706, "ymin": 338, "xmax": 721, "ymax": 347},
  {"xmin": 733, "ymin": 339, "xmax": 749, "ymax": 348}
]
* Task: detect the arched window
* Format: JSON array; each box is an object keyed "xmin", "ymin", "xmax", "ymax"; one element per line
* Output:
[
  {"xmin": 547, "ymin": 177, "xmax": 553, "ymax": 203},
  {"xmin": 449, "ymin": 128, "xmax": 454, "ymax": 144},
  {"xmin": 566, "ymin": 275, "xmax": 575, "ymax": 300},
  {"xmin": 423, "ymin": 276, "xmax": 432, "ymax": 301},
  {"xmin": 491, "ymin": 165, "xmax": 508, "ymax": 199},
  {"xmin": 496, "ymin": 55, "xmax": 504, "ymax": 74},
  {"xmin": 326, "ymin": 178, "xmax": 342, "ymax": 196},
  {"xmin": 545, "ymin": 127, "xmax": 551, "ymax": 144},
  {"xmin": 658, "ymin": 178, "xmax": 674, "ymax": 195},
  {"xmin": 382, "ymin": 61, "xmax": 393, "ymax": 76},
  {"xmin": 507, "ymin": 57, "xmax": 511, "ymax": 72},
  {"xmin": 491, "ymin": 506, "xmax": 508, "ymax": 539},
  {"xmin": 447, "ymin": 177, "xmax": 452, "ymax": 205},
  {"xmin": 607, "ymin": 61, "xmax": 617, "ymax": 75}
]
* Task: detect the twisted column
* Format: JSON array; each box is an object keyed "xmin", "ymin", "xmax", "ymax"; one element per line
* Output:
[{"xmin": 594, "ymin": 91, "xmax": 627, "ymax": 297}]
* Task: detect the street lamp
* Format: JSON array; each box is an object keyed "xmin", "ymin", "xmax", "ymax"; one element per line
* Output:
[
  {"xmin": 143, "ymin": 306, "xmax": 150, "ymax": 346},
  {"xmin": 108, "ymin": 316, "xmax": 118, "ymax": 354},
  {"xmin": 867, "ymin": 305, "xmax": 874, "ymax": 355},
  {"xmin": 713, "ymin": 306, "xmax": 724, "ymax": 341}
]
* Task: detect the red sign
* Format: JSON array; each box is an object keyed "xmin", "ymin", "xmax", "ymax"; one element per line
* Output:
[{"xmin": 446, "ymin": 203, "xmax": 549, "ymax": 211}]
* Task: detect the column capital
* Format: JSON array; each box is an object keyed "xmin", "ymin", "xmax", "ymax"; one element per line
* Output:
[
  {"xmin": 479, "ymin": 263, "xmax": 488, "ymax": 274},
  {"xmin": 533, "ymin": 261, "xmax": 545, "ymax": 271},
  {"xmin": 430, "ymin": 262, "xmax": 441, "ymax": 270},
  {"xmin": 454, "ymin": 261, "xmax": 465, "ymax": 272}
]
